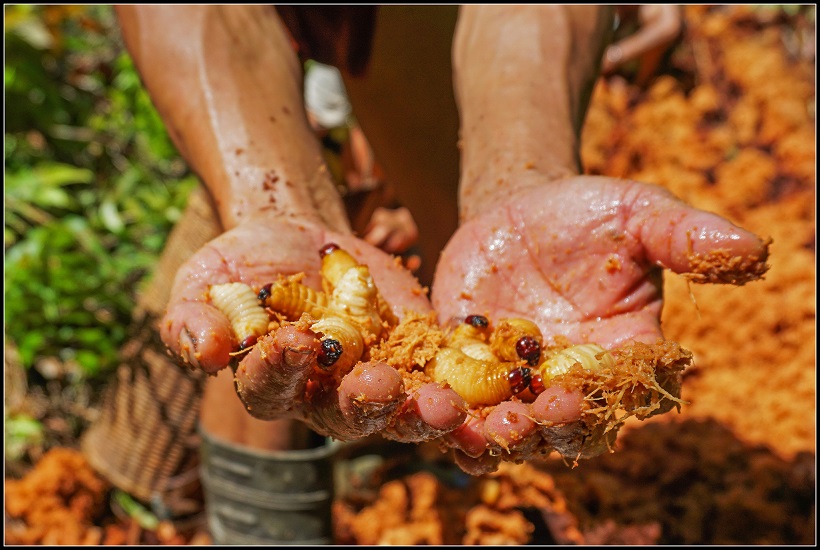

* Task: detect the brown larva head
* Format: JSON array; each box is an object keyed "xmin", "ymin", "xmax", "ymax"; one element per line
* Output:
[
  {"xmin": 317, "ymin": 338, "xmax": 343, "ymax": 368},
  {"xmin": 239, "ymin": 335, "xmax": 258, "ymax": 351},
  {"xmin": 464, "ymin": 314, "xmax": 489, "ymax": 328},
  {"xmin": 319, "ymin": 242, "xmax": 341, "ymax": 259},
  {"xmin": 515, "ymin": 335, "xmax": 542, "ymax": 366},
  {"xmin": 508, "ymin": 366, "xmax": 532, "ymax": 395},
  {"xmin": 528, "ymin": 373, "xmax": 546, "ymax": 396},
  {"xmin": 257, "ymin": 283, "xmax": 273, "ymax": 303}
]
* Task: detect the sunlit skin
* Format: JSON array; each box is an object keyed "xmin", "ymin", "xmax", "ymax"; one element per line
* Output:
[{"xmin": 160, "ymin": 216, "xmax": 467, "ymax": 442}]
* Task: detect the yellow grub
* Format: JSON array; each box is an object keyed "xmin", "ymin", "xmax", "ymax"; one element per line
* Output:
[
  {"xmin": 321, "ymin": 247, "xmax": 360, "ymax": 294},
  {"xmin": 209, "ymin": 282, "xmax": 270, "ymax": 343},
  {"xmin": 490, "ymin": 318, "xmax": 544, "ymax": 361},
  {"xmin": 538, "ymin": 343, "xmax": 615, "ymax": 382},
  {"xmin": 424, "ymin": 347, "xmax": 517, "ymax": 407},
  {"xmin": 446, "ymin": 320, "xmax": 492, "ymax": 349},
  {"xmin": 330, "ymin": 266, "xmax": 384, "ymax": 338},
  {"xmin": 311, "ymin": 315, "xmax": 364, "ymax": 376},
  {"xmin": 459, "ymin": 341, "xmax": 499, "ymax": 362},
  {"xmin": 264, "ymin": 276, "xmax": 329, "ymax": 321}
]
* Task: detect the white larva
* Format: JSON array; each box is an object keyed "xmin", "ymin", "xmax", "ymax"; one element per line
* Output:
[
  {"xmin": 538, "ymin": 344, "xmax": 615, "ymax": 382},
  {"xmin": 311, "ymin": 315, "xmax": 364, "ymax": 376},
  {"xmin": 330, "ymin": 266, "xmax": 384, "ymax": 337},
  {"xmin": 209, "ymin": 282, "xmax": 270, "ymax": 345}
]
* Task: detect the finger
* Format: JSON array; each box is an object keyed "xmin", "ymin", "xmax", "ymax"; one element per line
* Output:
[
  {"xmin": 530, "ymin": 385, "xmax": 585, "ymax": 425},
  {"xmin": 382, "ymin": 382, "xmax": 467, "ymax": 442},
  {"xmin": 483, "ymin": 401, "xmax": 540, "ymax": 454},
  {"xmin": 443, "ymin": 415, "xmax": 488, "ymax": 458},
  {"xmin": 631, "ymin": 185, "xmax": 770, "ymax": 285},
  {"xmin": 233, "ymin": 324, "xmax": 320, "ymax": 419},
  {"xmin": 531, "ymin": 386, "xmax": 606, "ymax": 460},
  {"xmin": 384, "ymin": 230, "xmax": 414, "ymax": 254},
  {"xmin": 160, "ymin": 300, "xmax": 234, "ymax": 374},
  {"xmin": 362, "ymin": 223, "xmax": 391, "ymax": 248},
  {"xmin": 306, "ymin": 361, "xmax": 407, "ymax": 441},
  {"xmin": 453, "ymin": 449, "xmax": 500, "ymax": 476}
]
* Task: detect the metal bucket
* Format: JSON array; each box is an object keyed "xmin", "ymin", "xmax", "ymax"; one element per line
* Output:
[{"xmin": 199, "ymin": 428, "xmax": 338, "ymax": 545}]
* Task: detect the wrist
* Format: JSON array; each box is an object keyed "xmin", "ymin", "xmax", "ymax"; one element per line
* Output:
[
  {"xmin": 453, "ymin": 5, "xmax": 614, "ymax": 222},
  {"xmin": 210, "ymin": 155, "xmax": 351, "ymax": 234}
]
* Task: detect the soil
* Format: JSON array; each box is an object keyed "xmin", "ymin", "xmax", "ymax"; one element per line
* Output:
[{"xmin": 4, "ymin": 5, "xmax": 815, "ymax": 546}]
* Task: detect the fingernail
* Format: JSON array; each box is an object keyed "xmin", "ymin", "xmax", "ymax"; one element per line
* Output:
[
  {"xmin": 179, "ymin": 328, "xmax": 200, "ymax": 369},
  {"xmin": 283, "ymin": 345, "xmax": 315, "ymax": 369}
]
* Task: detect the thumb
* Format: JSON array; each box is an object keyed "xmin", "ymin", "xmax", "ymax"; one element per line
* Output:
[{"xmin": 630, "ymin": 185, "xmax": 770, "ymax": 285}]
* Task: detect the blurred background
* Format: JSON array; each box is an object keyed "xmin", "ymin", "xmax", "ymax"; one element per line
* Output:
[{"xmin": 5, "ymin": 5, "xmax": 195, "ymax": 459}]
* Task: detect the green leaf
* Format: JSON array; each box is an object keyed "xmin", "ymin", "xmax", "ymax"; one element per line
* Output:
[
  {"xmin": 4, "ymin": 413, "xmax": 45, "ymax": 462},
  {"xmin": 74, "ymin": 349, "xmax": 101, "ymax": 377},
  {"xmin": 113, "ymin": 490, "xmax": 160, "ymax": 530},
  {"xmin": 99, "ymin": 200, "xmax": 125, "ymax": 234}
]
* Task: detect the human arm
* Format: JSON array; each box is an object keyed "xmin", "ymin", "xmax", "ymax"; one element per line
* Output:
[
  {"xmin": 434, "ymin": 5, "xmax": 769, "ymax": 473},
  {"xmin": 115, "ymin": 5, "xmax": 465, "ymax": 443},
  {"xmin": 602, "ymin": 5, "xmax": 684, "ymax": 74}
]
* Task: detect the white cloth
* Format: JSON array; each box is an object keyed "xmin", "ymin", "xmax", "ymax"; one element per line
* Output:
[{"xmin": 304, "ymin": 62, "xmax": 352, "ymax": 129}]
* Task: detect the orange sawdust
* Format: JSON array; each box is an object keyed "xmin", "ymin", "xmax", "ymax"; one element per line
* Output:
[
  {"xmin": 334, "ymin": 460, "xmax": 586, "ymax": 545},
  {"xmin": 5, "ymin": 447, "xmax": 111, "ymax": 545},
  {"xmin": 684, "ymin": 241, "xmax": 772, "ymax": 285},
  {"xmin": 367, "ymin": 310, "xmax": 444, "ymax": 371}
]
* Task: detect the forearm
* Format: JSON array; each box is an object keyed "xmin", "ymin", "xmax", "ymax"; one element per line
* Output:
[
  {"xmin": 115, "ymin": 5, "xmax": 350, "ymax": 232},
  {"xmin": 453, "ymin": 5, "xmax": 614, "ymax": 221}
]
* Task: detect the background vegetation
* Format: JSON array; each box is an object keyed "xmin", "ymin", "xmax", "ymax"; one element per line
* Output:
[{"xmin": 5, "ymin": 5, "xmax": 196, "ymax": 458}]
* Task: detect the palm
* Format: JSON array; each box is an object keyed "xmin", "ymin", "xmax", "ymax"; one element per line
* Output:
[
  {"xmin": 162, "ymin": 215, "xmax": 432, "ymax": 372},
  {"xmin": 433, "ymin": 175, "xmax": 767, "ymax": 348},
  {"xmin": 159, "ymin": 215, "xmax": 463, "ymax": 442}
]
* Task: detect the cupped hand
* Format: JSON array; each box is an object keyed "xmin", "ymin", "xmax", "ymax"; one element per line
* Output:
[
  {"xmin": 363, "ymin": 206, "xmax": 419, "ymax": 254},
  {"xmin": 160, "ymin": 214, "xmax": 466, "ymax": 442},
  {"xmin": 431, "ymin": 175, "xmax": 769, "ymax": 473}
]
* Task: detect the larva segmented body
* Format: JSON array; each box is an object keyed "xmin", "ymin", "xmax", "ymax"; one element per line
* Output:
[
  {"xmin": 311, "ymin": 315, "xmax": 364, "ymax": 376},
  {"xmin": 209, "ymin": 282, "xmax": 271, "ymax": 345},
  {"xmin": 538, "ymin": 344, "xmax": 615, "ymax": 382},
  {"xmin": 459, "ymin": 341, "xmax": 498, "ymax": 362},
  {"xmin": 330, "ymin": 266, "xmax": 384, "ymax": 338},
  {"xmin": 446, "ymin": 317, "xmax": 492, "ymax": 349},
  {"xmin": 320, "ymin": 246, "xmax": 360, "ymax": 294},
  {"xmin": 424, "ymin": 347, "xmax": 522, "ymax": 408},
  {"xmin": 264, "ymin": 277, "xmax": 330, "ymax": 321}
]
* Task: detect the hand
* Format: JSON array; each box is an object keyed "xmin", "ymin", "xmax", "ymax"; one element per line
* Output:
[
  {"xmin": 431, "ymin": 175, "xmax": 769, "ymax": 473},
  {"xmin": 160, "ymin": 213, "xmax": 466, "ymax": 443},
  {"xmin": 363, "ymin": 206, "xmax": 419, "ymax": 255},
  {"xmin": 601, "ymin": 5, "xmax": 683, "ymax": 75}
]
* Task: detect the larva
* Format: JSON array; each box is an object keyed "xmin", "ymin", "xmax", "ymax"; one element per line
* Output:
[
  {"xmin": 263, "ymin": 276, "xmax": 330, "ymax": 321},
  {"xmin": 329, "ymin": 265, "xmax": 385, "ymax": 338},
  {"xmin": 490, "ymin": 318, "xmax": 544, "ymax": 365},
  {"xmin": 445, "ymin": 315, "xmax": 492, "ymax": 348},
  {"xmin": 424, "ymin": 347, "xmax": 529, "ymax": 408},
  {"xmin": 209, "ymin": 282, "xmax": 271, "ymax": 348},
  {"xmin": 320, "ymin": 243, "xmax": 398, "ymax": 329},
  {"xmin": 311, "ymin": 315, "xmax": 364, "ymax": 377},
  {"xmin": 320, "ymin": 244, "xmax": 360, "ymax": 294},
  {"xmin": 459, "ymin": 341, "xmax": 498, "ymax": 362},
  {"xmin": 538, "ymin": 343, "xmax": 615, "ymax": 382}
]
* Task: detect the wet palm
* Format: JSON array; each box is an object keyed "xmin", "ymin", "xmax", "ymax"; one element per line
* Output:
[
  {"xmin": 431, "ymin": 175, "xmax": 769, "ymax": 472},
  {"xmin": 160, "ymin": 215, "xmax": 465, "ymax": 442}
]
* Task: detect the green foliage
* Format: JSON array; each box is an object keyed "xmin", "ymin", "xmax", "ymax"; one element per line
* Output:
[
  {"xmin": 4, "ymin": 413, "xmax": 45, "ymax": 463},
  {"xmin": 113, "ymin": 489, "xmax": 160, "ymax": 530},
  {"xmin": 4, "ymin": 5, "xmax": 196, "ymax": 380}
]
